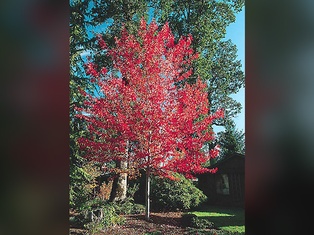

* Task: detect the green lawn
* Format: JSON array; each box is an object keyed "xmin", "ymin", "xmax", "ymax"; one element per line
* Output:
[{"xmin": 187, "ymin": 205, "xmax": 245, "ymax": 234}]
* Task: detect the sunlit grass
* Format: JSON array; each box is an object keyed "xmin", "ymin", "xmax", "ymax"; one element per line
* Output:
[
  {"xmin": 187, "ymin": 205, "xmax": 245, "ymax": 234},
  {"xmin": 191, "ymin": 211, "xmax": 234, "ymax": 217}
]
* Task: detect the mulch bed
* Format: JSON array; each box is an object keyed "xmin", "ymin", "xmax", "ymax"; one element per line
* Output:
[
  {"xmin": 102, "ymin": 212, "xmax": 187, "ymax": 235},
  {"xmin": 70, "ymin": 212, "xmax": 188, "ymax": 235}
]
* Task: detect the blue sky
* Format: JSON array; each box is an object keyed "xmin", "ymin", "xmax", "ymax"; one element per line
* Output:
[{"xmin": 225, "ymin": 7, "xmax": 245, "ymax": 132}]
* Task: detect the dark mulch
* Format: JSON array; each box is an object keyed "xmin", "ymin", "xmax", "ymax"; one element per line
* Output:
[
  {"xmin": 70, "ymin": 212, "xmax": 188, "ymax": 235},
  {"xmin": 103, "ymin": 212, "xmax": 187, "ymax": 235}
]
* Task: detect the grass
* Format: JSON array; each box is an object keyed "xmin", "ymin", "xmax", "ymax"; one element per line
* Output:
[{"xmin": 187, "ymin": 205, "xmax": 245, "ymax": 234}]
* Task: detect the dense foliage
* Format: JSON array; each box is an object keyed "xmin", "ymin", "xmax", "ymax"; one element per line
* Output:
[
  {"xmin": 217, "ymin": 121, "xmax": 245, "ymax": 156},
  {"xmin": 211, "ymin": 120, "xmax": 245, "ymax": 164},
  {"xmin": 151, "ymin": 174, "xmax": 207, "ymax": 211}
]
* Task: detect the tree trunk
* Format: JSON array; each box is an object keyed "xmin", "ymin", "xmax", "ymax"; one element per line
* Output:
[
  {"xmin": 145, "ymin": 167, "xmax": 151, "ymax": 221},
  {"xmin": 109, "ymin": 160, "xmax": 128, "ymax": 202},
  {"xmin": 109, "ymin": 141, "xmax": 129, "ymax": 202}
]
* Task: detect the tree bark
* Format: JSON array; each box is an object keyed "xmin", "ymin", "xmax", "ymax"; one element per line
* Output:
[
  {"xmin": 109, "ymin": 141, "xmax": 129, "ymax": 202},
  {"xmin": 109, "ymin": 160, "xmax": 128, "ymax": 202},
  {"xmin": 145, "ymin": 167, "xmax": 151, "ymax": 221}
]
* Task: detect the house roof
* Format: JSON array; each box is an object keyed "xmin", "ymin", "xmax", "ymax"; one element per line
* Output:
[
  {"xmin": 195, "ymin": 153, "xmax": 245, "ymax": 176},
  {"xmin": 208, "ymin": 152, "xmax": 245, "ymax": 169}
]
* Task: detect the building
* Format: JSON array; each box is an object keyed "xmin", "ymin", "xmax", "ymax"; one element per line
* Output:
[{"xmin": 197, "ymin": 153, "xmax": 245, "ymax": 207}]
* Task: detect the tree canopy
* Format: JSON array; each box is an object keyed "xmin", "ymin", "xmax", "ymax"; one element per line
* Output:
[{"xmin": 76, "ymin": 19, "xmax": 223, "ymax": 219}]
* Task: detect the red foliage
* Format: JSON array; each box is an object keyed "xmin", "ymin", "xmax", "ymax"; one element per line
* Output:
[{"xmin": 76, "ymin": 19, "xmax": 223, "ymax": 179}]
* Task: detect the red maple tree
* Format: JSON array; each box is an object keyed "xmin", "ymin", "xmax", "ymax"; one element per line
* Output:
[{"xmin": 76, "ymin": 19, "xmax": 223, "ymax": 220}]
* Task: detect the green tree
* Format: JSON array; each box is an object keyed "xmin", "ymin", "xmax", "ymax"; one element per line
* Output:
[
  {"xmin": 70, "ymin": 0, "xmax": 100, "ymax": 209},
  {"xmin": 152, "ymin": 0, "xmax": 245, "ymax": 126},
  {"xmin": 87, "ymin": 0, "xmax": 150, "ymax": 71},
  {"xmin": 215, "ymin": 120, "xmax": 245, "ymax": 162}
]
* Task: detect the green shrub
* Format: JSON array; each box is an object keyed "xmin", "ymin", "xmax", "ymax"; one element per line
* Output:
[
  {"xmin": 112, "ymin": 199, "xmax": 134, "ymax": 215},
  {"xmin": 84, "ymin": 215, "xmax": 125, "ymax": 235},
  {"xmin": 79, "ymin": 198, "xmax": 108, "ymax": 212},
  {"xmin": 151, "ymin": 174, "xmax": 207, "ymax": 211},
  {"xmin": 111, "ymin": 197, "xmax": 145, "ymax": 215},
  {"xmin": 191, "ymin": 217, "xmax": 215, "ymax": 229},
  {"xmin": 84, "ymin": 220, "xmax": 104, "ymax": 235},
  {"xmin": 182, "ymin": 214, "xmax": 214, "ymax": 229},
  {"xmin": 131, "ymin": 203, "xmax": 146, "ymax": 214},
  {"xmin": 79, "ymin": 199, "xmax": 125, "ymax": 234}
]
